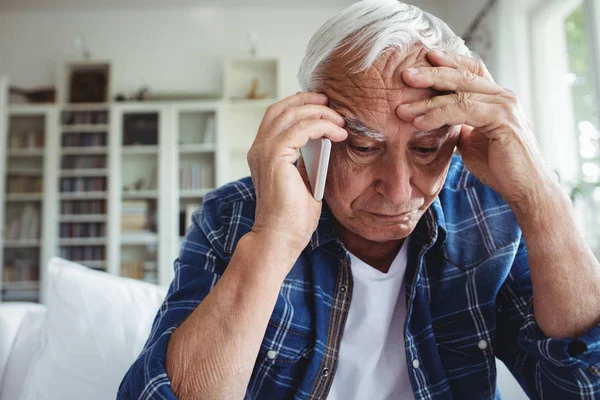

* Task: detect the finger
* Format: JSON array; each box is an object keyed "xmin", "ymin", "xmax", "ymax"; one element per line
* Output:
[
  {"xmin": 427, "ymin": 50, "xmax": 494, "ymax": 82},
  {"xmin": 271, "ymin": 104, "xmax": 345, "ymax": 136},
  {"xmin": 396, "ymin": 93, "xmax": 504, "ymax": 121},
  {"xmin": 259, "ymin": 92, "xmax": 329, "ymax": 131},
  {"xmin": 411, "ymin": 102, "xmax": 497, "ymax": 132},
  {"xmin": 402, "ymin": 66, "xmax": 502, "ymax": 95},
  {"xmin": 276, "ymin": 119, "xmax": 348, "ymax": 149}
]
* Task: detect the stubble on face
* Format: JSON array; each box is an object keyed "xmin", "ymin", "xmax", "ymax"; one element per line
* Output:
[{"xmin": 317, "ymin": 44, "xmax": 459, "ymax": 266}]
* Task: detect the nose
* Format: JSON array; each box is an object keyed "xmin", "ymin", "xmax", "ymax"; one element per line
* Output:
[{"xmin": 373, "ymin": 160, "xmax": 412, "ymax": 206}]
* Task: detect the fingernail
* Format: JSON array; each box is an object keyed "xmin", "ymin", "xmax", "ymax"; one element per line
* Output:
[
  {"xmin": 406, "ymin": 68, "xmax": 420, "ymax": 75},
  {"xmin": 414, "ymin": 115, "xmax": 425, "ymax": 124},
  {"xmin": 398, "ymin": 104, "xmax": 411, "ymax": 109}
]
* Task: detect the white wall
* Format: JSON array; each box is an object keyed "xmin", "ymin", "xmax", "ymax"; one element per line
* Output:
[{"xmin": 0, "ymin": 1, "xmax": 446, "ymax": 99}]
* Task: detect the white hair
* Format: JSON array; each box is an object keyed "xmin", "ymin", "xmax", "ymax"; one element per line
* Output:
[{"xmin": 298, "ymin": 0, "xmax": 475, "ymax": 91}]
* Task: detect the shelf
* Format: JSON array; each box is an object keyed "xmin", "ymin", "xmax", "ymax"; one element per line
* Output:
[
  {"xmin": 8, "ymin": 148, "xmax": 44, "ymax": 157},
  {"xmin": 59, "ymin": 192, "xmax": 107, "ymax": 200},
  {"xmin": 179, "ymin": 143, "xmax": 216, "ymax": 153},
  {"xmin": 6, "ymin": 168, "xmax": 44, "ymax": 176},
  {"xmin": 3, "ymin": 239, "xmax": 41, "ymax": 248},
  {"xmin": 62, "ymin": 103, "xmax": 110, "ymax": 111},
  {"xmin": 227, "ymin": 98, "xmax": 277, "ymax": 109},
  {"xmin": 61, "ymin": 146, "xmax": 108, "ymax": 155},
  {"xmin": 122, "ymin": 145, "xmax": 159, "ymax": 155},
  {"xmin": 60, "ymin": 169, "xmax": 108, "ymax": 177},
  {"xmin": 58, "ymin": 238, "xmax": 107, "ymax": 246},
  {"xmin": 121, "ymin": 231, "xmax": 158, "ymax": 245},
  {"xmin": 5, "ymin": 193, "xmax": 43, "ymax": 202},
  {"xmin": 79, "ymin": 260, "xmax": 105, "ymax": 269},
  {"xmin": 61, "ymin": 124, "xmax": 109, "ymax": 132},
  {"xmin": 2, "ymin": 281, "xmax": 40, "ymax": 291},
  {"xmin": 59, "ymin": 214, "xmax": 107, "ymax": 223},
  {"xmin": 179, "ymin": 189, "xmax": 213, "ymax": 198},
  {"xmin": 122, "ymin": 190, "xmax": 158, "ymax": 199}
]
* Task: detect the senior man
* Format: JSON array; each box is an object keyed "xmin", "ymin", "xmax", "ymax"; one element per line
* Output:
[{"xmin": 119, "ymin": 1, "xmax": 600, "ymax": 399}]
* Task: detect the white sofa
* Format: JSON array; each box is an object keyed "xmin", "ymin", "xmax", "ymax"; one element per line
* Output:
[{"xmin": 0, "ymin": 258, "xmax": 528, "ymax": 399}]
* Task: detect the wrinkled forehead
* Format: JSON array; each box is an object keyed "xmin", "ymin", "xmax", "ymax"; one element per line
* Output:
[{"xmin": 318, "ymin": 44, "xmax": 437, "ymax": 113}]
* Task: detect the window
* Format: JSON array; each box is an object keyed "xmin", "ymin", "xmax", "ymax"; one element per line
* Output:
[
  {"xmin": 564, "ymin": 1, "xmax": 600, "ymax": 254},
  {"xmin": 530, "ymin": 0, "xmax": 600, "ymax": 256}
]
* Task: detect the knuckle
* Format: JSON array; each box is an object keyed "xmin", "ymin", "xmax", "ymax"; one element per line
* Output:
[
  {"xmin": 455, "ymin": 92, "xmax": 469, "ymax": 104},
  {"xmin": 462, "ymin": 69, "xmax": 477, "ymax": 82},
  {"xmin": 474, "ymin": 59, "xmax": 486, "ymax": 76}
]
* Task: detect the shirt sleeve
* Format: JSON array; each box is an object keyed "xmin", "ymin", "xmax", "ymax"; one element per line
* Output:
[
  {"xmin": 117, "ymin": 195, "xmax": 228, "ymax": 400},
  {"xmin": 495, "ymin": 235, "xmax": 600, "ymax": 399}
]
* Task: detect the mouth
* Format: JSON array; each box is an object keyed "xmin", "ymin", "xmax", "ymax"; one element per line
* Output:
[{"xmin": 367, "ymin": 210, "xmax": 418, "ymax": 221}]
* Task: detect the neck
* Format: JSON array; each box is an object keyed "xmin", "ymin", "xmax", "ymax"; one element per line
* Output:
[{"xmin": 334, "ymin": 221, "xmax": 404, "ymax": 273}]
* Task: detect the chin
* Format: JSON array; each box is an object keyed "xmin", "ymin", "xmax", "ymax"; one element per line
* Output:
[{"xmin": 350, "ymin": 218, "xmax": 417, "ymax": 243}]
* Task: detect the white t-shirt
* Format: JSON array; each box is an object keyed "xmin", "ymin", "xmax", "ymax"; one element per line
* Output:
[{"xmin": 328, "ymin": 238, "xmax": 415, "ymax": 400}]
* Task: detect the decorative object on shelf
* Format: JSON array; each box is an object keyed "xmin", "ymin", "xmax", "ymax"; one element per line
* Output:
[
  {"xmin": 59, "ymin": 61, "xmax": 110, "ymax": 104},
  {"xmin": 246, "ymin": 78, "xmax": 267, "ymax": 100},
  {"xmin": 9, "ymin": 86, "xmax": 56, "ymax": 104}
]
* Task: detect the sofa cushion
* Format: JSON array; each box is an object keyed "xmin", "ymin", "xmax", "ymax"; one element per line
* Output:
[
  {"xmin": 20, "ymin": 257, "xmax": 168, "ymax": 400},
  {"xmin": 0, "ymin": 304, "xmax": 46, "ymax": 400},
  {"xmin": 0, "ymin": 302, "xmax": 45, "ymax": 389}
]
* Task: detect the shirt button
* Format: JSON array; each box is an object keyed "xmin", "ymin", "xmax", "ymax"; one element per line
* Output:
[
  {"xmin": 478, "ymin": 340, "xmax": 488, "ymax": 350},
  {"xmin": 339, "ymin": 285, "xmax": 347, "ymax": 293},
  {"xmin": 267, "ymin": 350, "xmax": 277, "ymax": 360},
  {"xmin": 322, "ymin": 368, "xmax": 330, "ymax": 377},
  {"xmin": 412, "ymin": 359, "xmax": 420, "ymax": 369}
]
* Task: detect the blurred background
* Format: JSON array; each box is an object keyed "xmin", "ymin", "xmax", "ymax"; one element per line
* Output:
[{"xmin": 0, "ymin": 0, "xmax": 598, "ymax": 303}]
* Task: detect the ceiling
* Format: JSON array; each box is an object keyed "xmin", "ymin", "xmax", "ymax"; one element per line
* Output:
[{"xmin": 0, "ymin": 0, "xmax": 364, "ymax": 11}]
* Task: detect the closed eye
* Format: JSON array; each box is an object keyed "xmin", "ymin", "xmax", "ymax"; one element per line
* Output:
[
  {"xmin": 414, "ymin": 147, "xmax": 438, "ymax": 155},
  {"xmin": 350, "ymin": 145, "xmax": 376, "ymax": 154}
]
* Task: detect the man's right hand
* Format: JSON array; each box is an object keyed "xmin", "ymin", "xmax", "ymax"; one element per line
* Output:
[{"xmin": 247, "ymin": 92, "xmax": 347, "ymax": 260}]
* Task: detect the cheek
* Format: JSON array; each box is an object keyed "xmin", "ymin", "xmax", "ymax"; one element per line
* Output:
[
  {"xmin": 324, "ymin": 144, "xmax": 371, "ymax": 205},
  {"xmin": 414, "ymin": 143, "xmax": 456, "ymax": 197}
]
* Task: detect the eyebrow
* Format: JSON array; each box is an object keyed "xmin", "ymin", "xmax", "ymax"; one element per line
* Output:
[
  {"xmin": 343, "ymin": 116, "xmax": 452, "ymax": 142},
  {"xmin": 343, "ymin": 117, "xmax": 387, "ymax": 142}
]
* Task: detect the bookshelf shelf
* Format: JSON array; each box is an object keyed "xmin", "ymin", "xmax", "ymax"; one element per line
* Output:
[
  {"xmin": 179, "ymin": 143, "xmax": 216, "ymax": 153},
  {"xmin": 80, "ymin": 260, "xmax": 106, "ymax": 269},
  {"xmin": 59, "ymin": 214, "xmax": 107, "ymax": 223},
  {"xmin": 59, "ymin": 191, "xmax": 107, "ymax": 200},
  {"xmin": 8, "ymin": 149, "xmax": 44, "ymax": 157},
  {"xmin": 62, "ymin": 103, "xmax": 110, "ymax": 112},
  {"xmin": 122, "ymin": 190, "xmax": 158, "ymax": 199},
  {"xmin": 179, "ymin": 189, "xmax": 213, "ymax": 198},
  {"xmin": 2, "ymin": 281, "xmax": 40, "ymax": 291},
  {"xmin": 58, "ymin": 238, "xmax": 107, "ymax": 246},
  {"xmin": 5, "ymin": 193, "xmax": 43, "ymax": 202},
  {"xmin": 61, "ymin": 124, "xmax": 109, "ymax": 133},
  {"xmin": 121, "ymin": 231, "xmax": 158, "ymax": 245},
  {"xmin": 6, "ymin": 168, "xmax": 44, "ymax": 176},
  {"xmin": 61, "ymin": 146, "xmax": 108, "ymax": 155},
  {"xmin": 60, "ymin": 169, "xmax": 108, "ymax": 177},
  {"xmin": 3, "ymin": 239, "xmax": 41, "ymax": 248},
  {"xmin": 122, "ymin": 145, "xmax": 159, "ymax": 155}
]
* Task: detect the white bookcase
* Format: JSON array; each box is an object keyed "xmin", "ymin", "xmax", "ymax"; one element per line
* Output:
[{"xmin": 0, "ymin": 56, "xmax": 277, "ymax": 303}]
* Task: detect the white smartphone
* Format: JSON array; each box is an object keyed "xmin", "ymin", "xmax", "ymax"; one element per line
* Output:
[{"xmin": 300, "ymin": 138, "xmax": 331, "ymax": 201}]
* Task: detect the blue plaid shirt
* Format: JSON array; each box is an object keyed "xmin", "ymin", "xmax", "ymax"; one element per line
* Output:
[{"xmin": 119, "ymin": 155, "xmax": 600, "ymax": 399}]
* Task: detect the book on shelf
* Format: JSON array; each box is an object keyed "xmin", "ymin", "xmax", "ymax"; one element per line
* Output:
[
  {"xmin": 179, "ymin": 163, "xmax": 214, "ymax": 190},
  {"xmin": 60, "ymin": 177, "xmax": 106, "ymax": 192},
  {"xmin": 9, "ymin": 131, "xmax": 44, "ymax": 149},
  {"xmin": 62, "ymin": 133, "xmax": 107, "ymax": 147},
  {"xmin": 59, "ymin": 246, "xmax": 105, "ymax": 261},
  {"xmin": 2, "ymin": 260, "xmax": 39, "ymax": 282},
  {"xmin": 121, "ymin": 200, "xmax": 149, "ymax": 231},
  {"xmin": 7, "ymin": 176, "xmax": 43, "ymax": 193},
  {"xmin": 179, "ymin": 203, "xmax": 201, "ymax": 236},
  {"xmin": 59, "ymin": 222, "xmax": 106, "ymax": 238},
  {"xmin": 5, "ymin": 204, "xmax": 40, "ymax": 240},
  {"xmin": 61, "ymin": 200, "xmax": 105, "ymax": 215},
  {"xmin": 122, "ymin": 261, "xmax": 145, "ymax": 280}
]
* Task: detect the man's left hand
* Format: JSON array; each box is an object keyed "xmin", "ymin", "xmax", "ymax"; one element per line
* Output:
[{"xmin": 395, "ymin": 50, "xmax": 558, "ymax": 208}]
